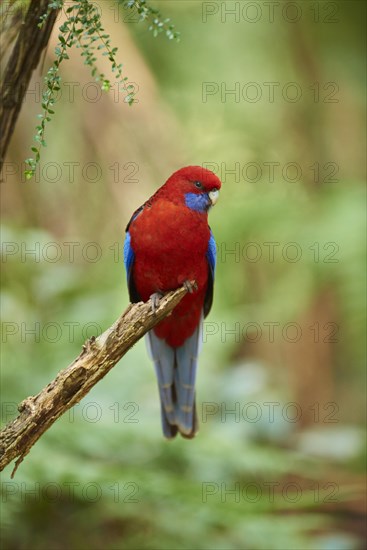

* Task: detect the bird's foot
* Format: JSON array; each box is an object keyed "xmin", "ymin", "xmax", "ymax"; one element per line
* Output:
[
  {"xmin": 183, "ymin": 280, "xmax": 198, "ymax": 294},
  {"xmin": 150, "ymin": 291, "xmax": 164, "ymax": 313}
]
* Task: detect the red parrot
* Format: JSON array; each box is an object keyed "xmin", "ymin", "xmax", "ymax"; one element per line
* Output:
[{"xmin": 124, "ymin": 166, "xmax": 221, "ymax": 438}]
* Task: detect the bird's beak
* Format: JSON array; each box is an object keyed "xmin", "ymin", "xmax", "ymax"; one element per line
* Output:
[{"xmin": 208, "ymin": 189, "xmax": 219, "ymax": 206}]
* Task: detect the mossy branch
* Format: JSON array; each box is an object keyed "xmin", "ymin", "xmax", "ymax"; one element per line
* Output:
[{"xmin": 0, "ymin": 283, "xmax": 192, "ymax": 478}]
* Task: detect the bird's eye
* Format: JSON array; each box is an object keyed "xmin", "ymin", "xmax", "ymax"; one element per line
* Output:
[{"xmin": 193, "ymin": 181, "xmax": 203, "ymax": 189}]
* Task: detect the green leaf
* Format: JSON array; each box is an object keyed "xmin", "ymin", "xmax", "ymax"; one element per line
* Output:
[{"xmin": 24, "ymin": 170, "xmax": 34, "ymax": 180}]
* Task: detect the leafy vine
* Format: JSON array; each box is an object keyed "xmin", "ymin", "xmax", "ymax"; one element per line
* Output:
[{"xmin": 24, "ymin": 0, "xmax": 179, "ymax": 179}]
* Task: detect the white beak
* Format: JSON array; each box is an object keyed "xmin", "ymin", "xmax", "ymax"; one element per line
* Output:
[{"xmin": 208, "ymin": 189, "xmax": 219, "ymax": 206}]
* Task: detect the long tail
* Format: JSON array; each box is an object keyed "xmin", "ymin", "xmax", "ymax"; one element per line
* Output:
[{"xmin": 147, "ymin": 324, "xmax": 201, "ymax": 439}]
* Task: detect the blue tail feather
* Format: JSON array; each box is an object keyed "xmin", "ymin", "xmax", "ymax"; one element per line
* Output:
[
  {"xmin": 146, "ymin": 334, "xmax": 176, "ymax": 423},
  {"xmin": 146, "ymin": 317, "xmax": 202, "ymax": 439},
  {"xmin": 174, "ymin": 328, "xmax": 199, "ymax": 435}
]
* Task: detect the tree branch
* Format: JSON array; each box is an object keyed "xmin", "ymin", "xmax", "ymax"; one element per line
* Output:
[
  {"xmin": 0, "ymin": 0, "xmax": 60, "ymax": 172},
  {"xmin": 0, "ymin": 284, "xmax": 191, "ymax": 477}
]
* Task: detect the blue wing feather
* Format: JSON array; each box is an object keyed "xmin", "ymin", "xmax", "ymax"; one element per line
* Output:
[
  {"xmin": 124, "ymin": 209, "xmax": 143, "ymax": 303},
  {"xmin": 123, "ymin": 231, "xmax": 134, "ymax": 279},
  {"xmin": 204, "ymin": 229, "xmax": 216, "ymax": 317},
  {"xmin": 207, "ymin": 230, "xmax": 216, "ymax": 279}
]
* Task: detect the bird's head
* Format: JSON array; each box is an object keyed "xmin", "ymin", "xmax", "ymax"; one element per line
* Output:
[{"xmin": 163, "ymin": 166, "xmax": 222, "ymax": 212}]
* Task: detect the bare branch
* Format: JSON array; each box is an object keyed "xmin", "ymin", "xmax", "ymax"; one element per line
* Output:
[{"xmin": 0, "ymin": 284, "xmax": 191, "ymax": 477}]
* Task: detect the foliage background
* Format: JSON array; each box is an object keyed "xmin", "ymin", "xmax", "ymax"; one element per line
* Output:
[{"xmin": 1, "ymin": 1, "xmax": 366, "ymax": 549}]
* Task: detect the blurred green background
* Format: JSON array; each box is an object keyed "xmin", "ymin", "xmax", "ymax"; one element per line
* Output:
[{"xmin": 1, "ymin": 1, "xmax": 366, "ymax": 549}]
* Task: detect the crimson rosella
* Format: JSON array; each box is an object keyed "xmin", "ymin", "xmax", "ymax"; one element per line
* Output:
[{"xmin": 124, "ymin": 166, "xmax": 221, "ymax": 439}]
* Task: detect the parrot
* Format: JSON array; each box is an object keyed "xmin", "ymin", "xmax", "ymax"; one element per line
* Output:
[{"xmin": 123, "ymin": 166, "xmax": 221, "ymax": 439}]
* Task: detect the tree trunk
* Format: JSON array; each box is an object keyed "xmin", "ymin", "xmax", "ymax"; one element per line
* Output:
[{"xmin": 0, "ymin": 0, "xmax": 60, "ymax": 172}]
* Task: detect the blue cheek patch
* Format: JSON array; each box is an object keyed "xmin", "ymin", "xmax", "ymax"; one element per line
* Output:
[{"xmin": 185, "ymin": 192, "xmax": 209, "ymax": 212}]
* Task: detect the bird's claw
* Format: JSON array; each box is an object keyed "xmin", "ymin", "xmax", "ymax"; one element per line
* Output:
[
  {"xmin": 150, "ymin": 291, "xmax": 164, "ymax": 313},
  {"xmin": 183, "ymin": 280, "xmax": 197, "ymax": 294}
]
